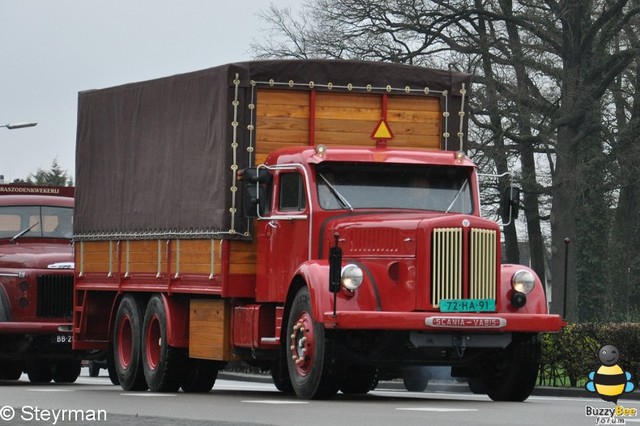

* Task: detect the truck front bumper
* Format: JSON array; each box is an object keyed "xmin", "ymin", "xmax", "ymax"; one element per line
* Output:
[{"xmin": 323, "ymin": 311, "xmax": 565, "ymax": 333}]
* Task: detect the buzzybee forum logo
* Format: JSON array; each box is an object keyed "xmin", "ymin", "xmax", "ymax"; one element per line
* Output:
[
  {"xmin": 584, "ymin": 345, "xmax": 637, "ymax": 424},
  {"xmin": 585, "ymin": 345, "xmax": 635, "ymax": 403}
]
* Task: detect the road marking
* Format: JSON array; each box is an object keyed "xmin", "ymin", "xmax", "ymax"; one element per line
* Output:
[
  {"xmin": 242, "ymin": 400, "xmax": 308, "ymax": 404},
  {"xmin": 27, "ymin": 389, "xmax": 74, "ymax": 392},
  {"xmin": 396, "ymin": 408, "xmax": 478, "ymax": 412},
  {"xmin": 121, "ymin": 393, "xmax": 178, "ymax": 397}
]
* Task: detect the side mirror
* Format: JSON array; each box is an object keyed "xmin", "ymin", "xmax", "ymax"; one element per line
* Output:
[
  {"xmin": 242, "ymin": 168, "xmax": 271, "ymax": 218},
  {"xmin": 500, "ymin": 186, "xmax": 520, "ymax": 224}
]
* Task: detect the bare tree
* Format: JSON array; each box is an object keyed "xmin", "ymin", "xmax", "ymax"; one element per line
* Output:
[{"xmin": 253, "ymin": 0, "xmax": 640, "ymax": 321}]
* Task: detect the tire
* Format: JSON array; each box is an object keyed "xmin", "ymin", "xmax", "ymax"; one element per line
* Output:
[
  {"xmin": 106, "ymin": 350, "xmax": 119, "ymax": 385},
  {"xmin": 402, "ymin": 366, "xmax": 430, "ymax": 392},
  {"xmin": 113, "ymin": 295, "xmax": 148, "ymax": 391},
  {"xmin": 340, "ymin": 366, "xmax": 378, "ymax": 394},
  {"xmin": 141, "ymin": 295, "xmax": 185, "ymax": 392},
  {"xmin": 53, "ymin": 360, "xmax": 81, "ymax": 383},
  {"xmin": 403, "ymin": 374, "xmax": 429, "ymax": 392},
  {"xmin": 89, "ymin": 361, "xmax": 100, "ymax": 377},
  {"xmin": 27, "ymin": 362, "xmax": 52, "ymax": 383},
  {"xmin": 0, "ymin": 361, "xmax": 23, "ymax": 380},
  {"xmin": 180, "ymin": 358, "xmax": 222, "ymax": 393},
  {"xmin": 286, "ymin": 287, "xmax": 340, "ymax": 400},
  {"xmin": 270, "ymin": 356, "xmax": 294, "ymax": 394},
  {"xmin": 467, "ymin": 377, "xmax": 486, "ymax": 394},
  {"xmin": 476, "ymin": 333, "xmax": 541, "ymax": 402}
]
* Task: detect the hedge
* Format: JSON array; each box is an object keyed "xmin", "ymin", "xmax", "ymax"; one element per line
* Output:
[{"xmin": 540, "ymin": 323, "xmax": 640, "ymax": 387}]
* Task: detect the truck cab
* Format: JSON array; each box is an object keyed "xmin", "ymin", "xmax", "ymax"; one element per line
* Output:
[
  {"xmin": 244, "ymin": 145, "xmax": 562, "ymax": 400},
  {"xmin": 0, "ymin": 184, "xmax": 84, "ymax": 383}
]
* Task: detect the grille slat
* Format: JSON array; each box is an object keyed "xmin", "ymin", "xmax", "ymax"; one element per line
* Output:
[
  {"xmin": 37, "ymin": 274, "xmax": 73, "ymax": 318},
  {"xmin": 431, "ymin": 228, "xmax": 462, "ymax": 306},
  {"xmin": 431, "ymin": 227, "xmax": 497, "ymax": 308},
  {"xmin": 470, "ymin": 228, "xmax": 497, "ymax": 300}
]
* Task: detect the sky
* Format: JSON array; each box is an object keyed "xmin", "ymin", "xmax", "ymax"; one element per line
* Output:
[{"xmin": 0, "ymin": 0, "xmax": 297, "ymax": 183}]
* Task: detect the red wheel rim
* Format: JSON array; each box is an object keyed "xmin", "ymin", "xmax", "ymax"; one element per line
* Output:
[
  {"xmin": 291, "ymin": 312, "xmax": 315, "ymax": 377},
  {"xmin": 145, "ymin": 314, "xmax": 161, "ymax": 370},
  {"xmin": 117, "ymin": 314, "xmax": 133, "ymax": 369}
]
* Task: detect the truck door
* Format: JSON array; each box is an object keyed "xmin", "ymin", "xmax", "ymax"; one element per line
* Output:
[{"xmin": 256, "ymin": 170, "xmax": 310, "ymax": 302}]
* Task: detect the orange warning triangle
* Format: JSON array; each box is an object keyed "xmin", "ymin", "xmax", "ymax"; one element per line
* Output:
[{"xmin": 371, "ymin": 118, "xmax": 394, "ymax": 140}]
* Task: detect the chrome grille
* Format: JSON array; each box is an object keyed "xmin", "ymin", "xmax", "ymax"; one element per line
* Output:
[
  {"xmin": 431, "ymin": 227, "xmax": 497, "ymax": 307},
  {"xmin": 37, "ymin": 274, "xmax": 73, "ymax": 318}
]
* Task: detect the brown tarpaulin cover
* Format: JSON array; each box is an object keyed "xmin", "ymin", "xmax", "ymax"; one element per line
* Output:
[{"xmin": 74, "ymin": 60, "xmax": 470, "ymax": 239}]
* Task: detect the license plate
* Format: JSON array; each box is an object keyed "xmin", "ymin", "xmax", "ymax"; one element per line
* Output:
[
  {"xmin": 439, "ymin": 299, "xmax": 495, "ymax": 312},
  {"xmin": 52, "ymin": 335, "xmax": 72, "ymax": 344}
]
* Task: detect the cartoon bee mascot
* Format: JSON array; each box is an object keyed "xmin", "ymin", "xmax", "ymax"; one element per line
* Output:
[{"xmin": 586, "ymin": 345, "xmax": 635, "ymax": 403}]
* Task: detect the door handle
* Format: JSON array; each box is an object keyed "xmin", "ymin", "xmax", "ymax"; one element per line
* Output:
[{"xmin": 268, "ymin": 220, "xmax": 280, "ymax": 229}]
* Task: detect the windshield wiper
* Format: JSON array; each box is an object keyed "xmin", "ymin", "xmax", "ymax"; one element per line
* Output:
[
  {"xmin": 10, "ymin": 222, "xmax": 40, "ymax": 244},
  {"xmin": 445, "ymin": 180, "xmax": 469, "ymax": 213},
  {"xmin": 319, "ymin": 173, "xmax": 353, "ymax": 211}
]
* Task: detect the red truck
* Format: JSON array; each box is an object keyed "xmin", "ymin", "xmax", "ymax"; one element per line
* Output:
[
  {"xmin": 72, "ymin": 60, "xmax": 564, "ymax": 400},
  {"xmin": 0, "ymin": 184, "xmax": 85, "ymax": 383}
]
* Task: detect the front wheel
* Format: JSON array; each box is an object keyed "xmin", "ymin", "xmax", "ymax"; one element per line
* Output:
[
  {"xmin": 27, "ymin": 362, "xmax": 52, "ymax": 383},
  {"xmin": 270, "ymin": 356, "xmax": 294, "ymax": 394},
  {"xmin": 0, "ymin": 361, "xmax": 23, "ymax": 381},
  {"xmin": 474, "ymin": 333, "xmax": 541, "ymax": 402},
  {"xmin": 286, "ymin": 287, "xmax": 339, "ymax": 400}
]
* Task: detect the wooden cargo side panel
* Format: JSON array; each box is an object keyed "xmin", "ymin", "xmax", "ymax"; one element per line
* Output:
[
  {"xmin": 77, "ymin": 238, "xmax": 257, "ymax": 278},
  {"xmin": 189, "ymin": 299, "xmax": 231, "ymax": 360},
  {"xmin": 254, "ymin": 89, "xmax": 443, "ymax": 160}
]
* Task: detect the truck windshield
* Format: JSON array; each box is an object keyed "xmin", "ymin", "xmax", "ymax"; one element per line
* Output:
[
  {"xmin": 0, "ymin": 206, "xmax": 73, "ymax": 240},
  {"xmin": 316, "ymin": 164, "xmax": 473, "ymax": 213}
]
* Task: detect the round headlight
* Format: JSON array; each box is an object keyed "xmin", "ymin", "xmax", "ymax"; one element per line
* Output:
[
  {"xmin": 511, "ymin": 270, "xmax": 535, "ymax": 294},
  {"xmin": 341, "ymin": 264, "xmax": 363, "ymax": 291}
]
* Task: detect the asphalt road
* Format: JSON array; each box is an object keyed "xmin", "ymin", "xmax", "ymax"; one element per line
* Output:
[{"xmin": 0, "ymin": 369, "xmax": 638, "ymax": 426}]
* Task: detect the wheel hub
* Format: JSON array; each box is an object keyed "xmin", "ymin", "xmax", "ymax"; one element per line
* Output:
[{"xmin": 290, "ymin": 313, "xmax": 314, "ymax": 376}]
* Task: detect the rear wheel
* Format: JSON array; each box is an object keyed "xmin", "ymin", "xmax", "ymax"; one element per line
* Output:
[
  {"xmin": 286, "ymin": 287, "xmax": 339, "ymax": 400},
  {"xmin": 53, "ymin": 360, "xmax": 81, "ymax": 383},
  {"xmin": 180, "ymin": 358, "xmax": 222, "ymax": 393},
  {"xmin": 475, "ymin": 333, "xmax": 541, "ymax": 402},
  {"xmin": 113, "ymin": 295, "xmax": 148, "ymax": 391},
  {"xmin": 141, "ymin": 295, "xmax": 185, "ymax": 392},
  {"xmin": 106, "ymin": 349, "xmax": 119, "ymax": 385}
]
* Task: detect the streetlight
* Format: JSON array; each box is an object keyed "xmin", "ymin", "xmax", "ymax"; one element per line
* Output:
[{"xmin": 0, "ymin": 122, "xmax": 37, "ymax": 130}]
